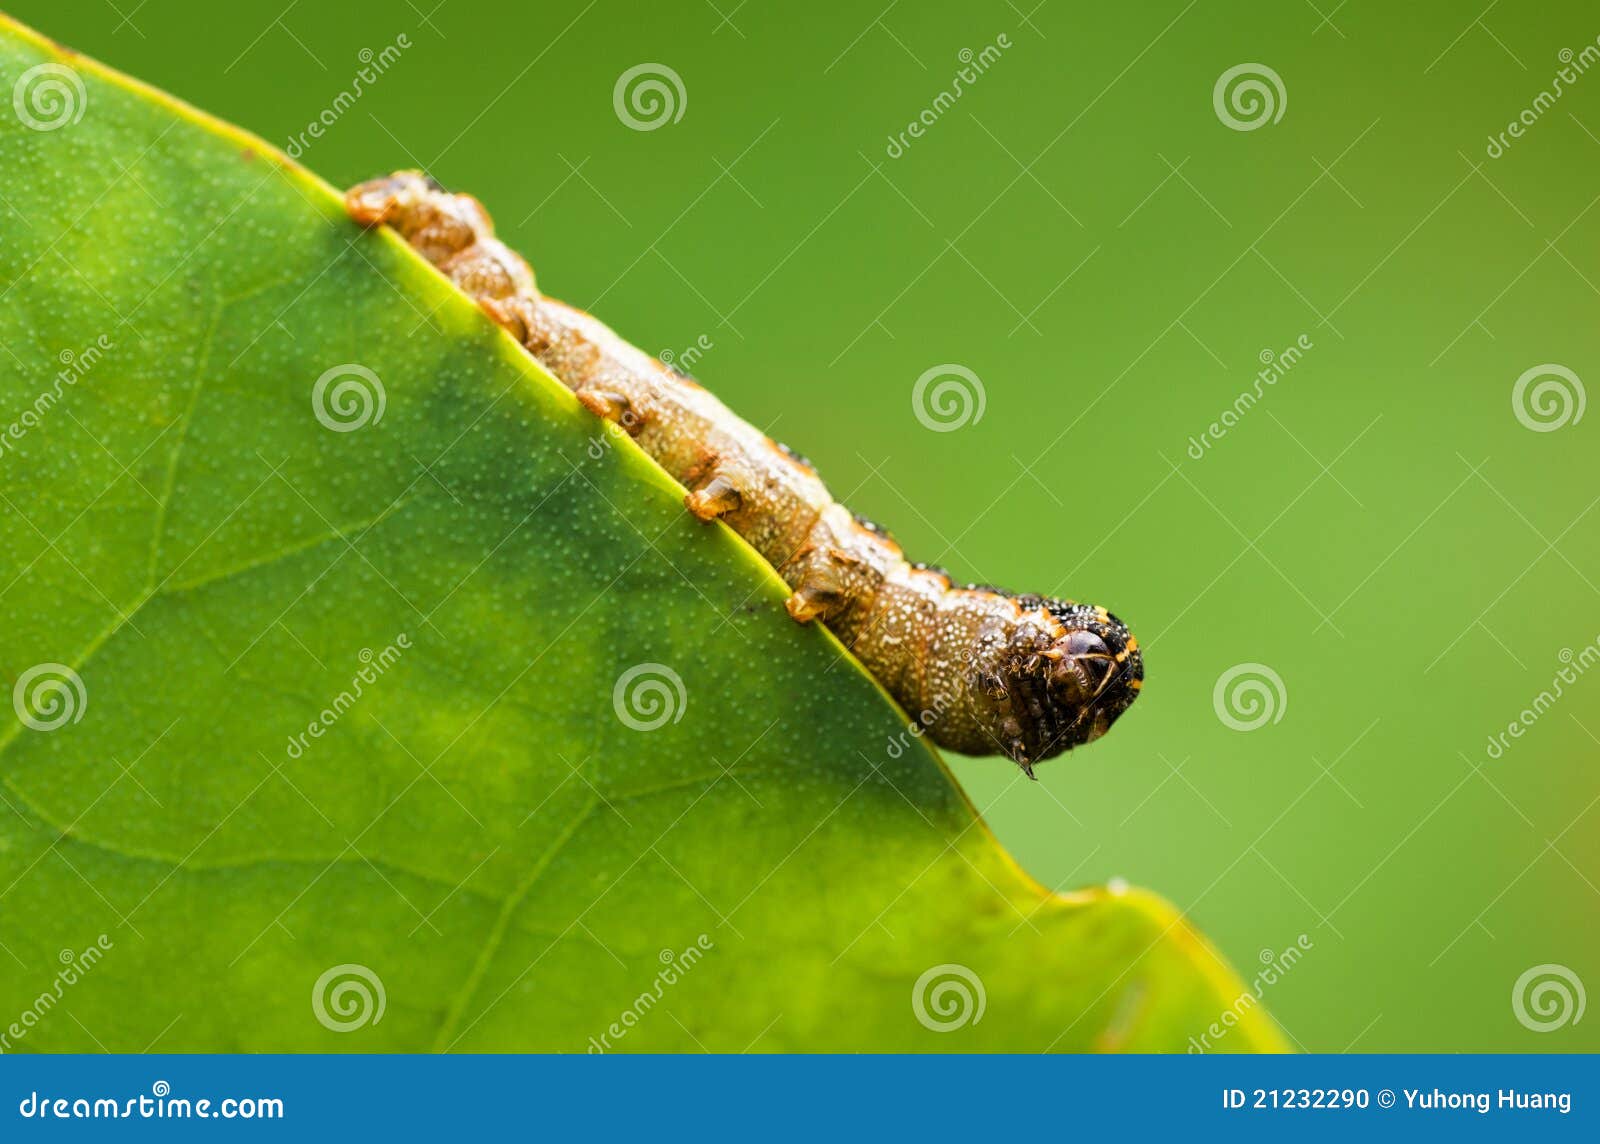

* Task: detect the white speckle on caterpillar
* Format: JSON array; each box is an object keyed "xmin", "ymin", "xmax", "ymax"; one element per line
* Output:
[{"xmin": 344, "ymin": 171, "xmax": 1144, "ymax": 774}]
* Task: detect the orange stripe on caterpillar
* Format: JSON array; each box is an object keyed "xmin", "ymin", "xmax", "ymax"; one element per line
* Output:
[{"xmin": 344, "ymin": 171, "xmax": 1144, "ymax": 775}]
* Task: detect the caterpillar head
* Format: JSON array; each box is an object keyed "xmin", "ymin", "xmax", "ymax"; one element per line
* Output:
[{"xmin": 986, "ymin": 600, "xmax": 1143, "ymax": 776}]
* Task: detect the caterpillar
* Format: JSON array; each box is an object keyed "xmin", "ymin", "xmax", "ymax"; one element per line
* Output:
[{"xmin": 344, "ymin": 172, "xmax": 1143, "ymax": 776}]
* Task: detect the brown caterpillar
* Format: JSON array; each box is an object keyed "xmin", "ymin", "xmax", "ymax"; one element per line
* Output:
[{"xmin": 345, "ymin": 172, "xmax": 1143, "ymax": 775}]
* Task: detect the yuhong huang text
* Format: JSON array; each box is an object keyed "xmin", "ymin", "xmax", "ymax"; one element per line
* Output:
[
  {"xmin": 1220, "ymin": 1088, "xmax": 1573, "ymax": 1114},
  {"xmin": 1404, "ymin": 1089, "xmax": 1572, "ymax": 1115}
]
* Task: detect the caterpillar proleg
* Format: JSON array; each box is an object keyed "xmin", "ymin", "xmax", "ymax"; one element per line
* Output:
[{"xmin": 345, "ymin": 171, "xmax": 1143, "ymax": 775}]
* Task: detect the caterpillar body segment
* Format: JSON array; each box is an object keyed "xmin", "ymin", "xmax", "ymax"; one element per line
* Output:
[{"xmin": 345, "ymin": 171, "xmax": 1144, "ymax": 773}]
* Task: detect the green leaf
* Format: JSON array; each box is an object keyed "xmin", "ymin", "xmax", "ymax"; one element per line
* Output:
[{"xmin": 0, "ymin": 16, "xmax": 1284, "ymax": 1052}]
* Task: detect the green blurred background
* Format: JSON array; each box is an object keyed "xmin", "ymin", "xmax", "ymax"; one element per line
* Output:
[{"xmin": 13, "ymin": 0, "xmax": 1596, "ymax": 1051}]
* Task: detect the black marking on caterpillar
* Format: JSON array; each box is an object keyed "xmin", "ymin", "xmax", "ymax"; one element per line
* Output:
[
  {"xmin": 773, "ymin": 440, "xmax": 815, "ymax": 472},
  {"xmin": 344, "ymin": 171, "xmax": 1144, "ymax": 775}
]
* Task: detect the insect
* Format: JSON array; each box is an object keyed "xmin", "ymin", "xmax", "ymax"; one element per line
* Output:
[{"xmin": 345, "ymin": 172, "xmax": 1143, "ymax": 775}]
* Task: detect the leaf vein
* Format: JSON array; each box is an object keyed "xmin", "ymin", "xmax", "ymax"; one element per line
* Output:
[
  {"xmin": 146, "ymin": 294, "xmax": 223, "ymax": 589},
  {"xmin": 433, "ymin": 795, "xmax": 598, "ymax": 1052}
]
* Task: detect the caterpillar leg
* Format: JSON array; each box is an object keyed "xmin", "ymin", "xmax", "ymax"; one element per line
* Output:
[
  {"xmin": 783, "ymin": 550, "xmax": 847, "ymax": 623},
  {"xmin": 479, "ymin": 295, "xmax": 530, "ymax": 341},
  {"xmin": 575, "ymin": 388, "xmax": 637, "ymax": 429},
  {"xmin": 685, "ymin": 474, "xmax": 744, "ymax": 521},
  {"xmin": 785, "ymin": 582, "xmax": 845, "ymax": 623}
]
